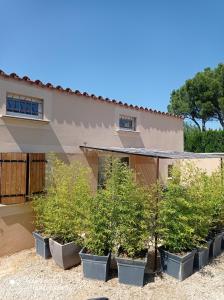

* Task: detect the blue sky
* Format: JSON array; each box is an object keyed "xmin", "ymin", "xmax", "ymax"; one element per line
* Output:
[{"xmin": 0, "ymin": 0, "xmax": 224, "ymax": 116}]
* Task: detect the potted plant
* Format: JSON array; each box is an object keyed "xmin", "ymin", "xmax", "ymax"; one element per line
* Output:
[
  {"xmin": 44, "ymin": 156, "xmax": 91, "ymax": 269},
  {"xmin": 206, "ymin": 170, "xmax": 224, "ymax": 258},
  {"xmin": 79, "ymin": 188, "xmax": 112, "ymax": 281},
  {"xmin": 115, "ymin": 184, "xmax": 149, "ymax": 287},
  {"xmin": 102, "ymin": 159, "xmax": 149, "ymax": 286},
  {"xmin": 158, "ymin": 164, "xmax": 211, "ymax": 280},
  {"xmin": 32, "ymin": 194, "xmax": 51, "ymax": 259},
  {"xmin": 194, "ymin": 240, "xmax": 212, "ymax": 270}
]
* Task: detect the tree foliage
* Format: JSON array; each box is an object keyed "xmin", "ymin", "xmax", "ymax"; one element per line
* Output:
[
  {"xmin": 184, "ymin": 124, "xmax": 224, "ymax": 152},
  {"xmin": 168, "ymin": 63, "xmax": 224, "ymax": 131}
]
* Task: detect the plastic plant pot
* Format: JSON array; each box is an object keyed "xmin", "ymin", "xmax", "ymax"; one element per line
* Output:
[
  {"xmin": 49, "ymin": 238, "xmax": 81, "ymax": 269},
  {"xmin": 159, "ymin": 247, "xmax": 196, "ymax": 281},
  {"xmin": 116, "ymin": 255, "xmax": 148, "ymax": 287},
  {"xmin": 79, "ymin": 248, "xmax": 111, "ymax": 282},
  {"xmin": 211, "ymin": 233, "xmax": 223, "ymax": 258},
  {"xmin": 194, "ymin": 240, "xmax": 212, "ymax": 270},
  {"xmin": 33, "ymin": 231, "xmax": 51, "ymax": 259}
]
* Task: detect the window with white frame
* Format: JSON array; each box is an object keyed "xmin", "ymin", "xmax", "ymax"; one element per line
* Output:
[
  {"xmin": 119, "ymin": 115, "xmax": 136, "ymax": 131},
  {"xmin": 6, "ymin": 94, "xmax": 43, "ymax": 119}
]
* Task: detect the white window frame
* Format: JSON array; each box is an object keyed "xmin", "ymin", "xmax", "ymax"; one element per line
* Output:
[
  {"xmin": 119, "ymin": 114, "xmax": 137, "ymax": 131},
  {"xmin": 6, "ymin": 94, "xmax": 43, "ymax": 120}
]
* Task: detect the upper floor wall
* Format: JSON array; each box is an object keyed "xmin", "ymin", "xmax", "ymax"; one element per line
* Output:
[{"xmin": 0, "ymin": 76, "xmax": 184, "ymax": 154}]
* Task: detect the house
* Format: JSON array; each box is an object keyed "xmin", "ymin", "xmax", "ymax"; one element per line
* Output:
[{"xmin": 0, "ymin": 70, "xmax": 222, "ymax": 256}]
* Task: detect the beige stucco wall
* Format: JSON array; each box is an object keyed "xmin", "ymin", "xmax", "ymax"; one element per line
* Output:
[
  {"xmin": 0, "ymin": 76, "xmax": 183, "ymax": 256},
  {"xmin": 181, "ymin": 158, "xmax": 222, "ymax": 175},
  {"xmin": 0, "ymin": 202, "xmax": 35, "ymax": 257},
  {"xmin": 0, "ymin": 77, "xmax": 184, "ymax": 155}
]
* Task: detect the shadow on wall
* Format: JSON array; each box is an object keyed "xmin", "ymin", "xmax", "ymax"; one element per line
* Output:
[
  {"xmin": 3, "ymin": 118, "xmax": 69, "ymax": 163},
  {"xmin": 50, "ymin": 94, "xmax": 182, "ymax": 133},
  {"xmin": 117, "ymin": 131, "xmax": 145, "ymax": 148},
  {"xmin": 131, "ymin": 155, "xmax": 157, "ymax": 186}
]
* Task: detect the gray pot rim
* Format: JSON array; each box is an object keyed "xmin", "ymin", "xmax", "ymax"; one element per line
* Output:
[
  {"xmin": 49, "ymin": 238, "xmax": 77, "ymax": 247},
  {"xmin": 79, "ymin": 247, "xmax": 111, "ymax": 261},
  {"xmin": 116, "ymin": 255, "xmax": 147, "ymax": 267},
  {"xmin": 197, "ymin": 240, "xmax": 213, "ymax": 252},
  {"xmin": 33, "ymin": 231, "xmax": 49, "ymax": 242},
  {"xmin": 214, "ymin": 233, "xmax": 224, "ymax": 239},
  {"xmin": 159, "ymin": 247, "xmax": 196, "ymax": 263}
]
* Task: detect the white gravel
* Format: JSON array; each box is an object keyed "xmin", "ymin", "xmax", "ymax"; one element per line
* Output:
[{"xmin": 0, "ymin": 248, "xmax": 224, "ymax": 300}]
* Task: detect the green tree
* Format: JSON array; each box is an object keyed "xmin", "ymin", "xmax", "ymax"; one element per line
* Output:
[
  {"xmin": 184, "ymin": 123, "xmax": 224, "ymax": 152},
  {"xmin": 168, "ymin": 64, "xmax": 224, "ymax": 131}
]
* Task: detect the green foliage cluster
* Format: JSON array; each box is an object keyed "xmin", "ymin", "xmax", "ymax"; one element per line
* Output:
[
  {"xmin": 168, "ymin": 63, "xmax": 224, "ymax": 131},
  {"xmin": 157, "ymin": 163, "xmax": 224, "ymax": 253},
  {"xmin": 33, "ymin": 155, "xmax": 224, "ymax": 256},
  {"xmin": 202, "ymin": 169, "xmax": 224, "ymax": 235},
  {"xmin": 85, "ymin": 158, "xmax": 149, "ymax": 258},
  {"xmin": 184, "ymin": 124, "xmax": 224, "ymax": 152},
  {"xmin": 33, "ymin": 154, "xmax": 92, "ymax": 245}
]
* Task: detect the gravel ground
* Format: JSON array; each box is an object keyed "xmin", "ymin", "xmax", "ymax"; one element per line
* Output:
[{"xmin": 0, "ymin": 249, "xmax": 224, "ymax": 300}]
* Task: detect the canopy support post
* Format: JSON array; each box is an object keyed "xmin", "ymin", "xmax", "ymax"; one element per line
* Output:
[{"xmin": 153, "ymin": 157, "xmax": 160, "ymax": 273}]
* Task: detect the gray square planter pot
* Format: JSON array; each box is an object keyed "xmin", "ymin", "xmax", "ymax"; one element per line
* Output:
[
  {"xmin": 159, "ymin": 247, "xmax": 196, "ymax": 281},
  {"xmin": 79, "ymin": 248, "xmax": 111, "ymax": 281},
  {"xmin": 211, "ymin": 233, "xmax": 223, "ymax": 258},
  {"xmin": 33, "ymin": 232, "xmax": 51, "ymax": 259},
  {"xmin": 194, "ymin": 240, "xmax": 212, "ymax": 270},
  {"xmin": 116, "ymin": 256, "xmax": 147, "ymax": 287},
  {"xmin": 49, "ymin": 238, "xmax": 81, "ymax": 269},
  {"xmin": 222, "ymin": 232, "xmax": 224, "ymax": 251}
]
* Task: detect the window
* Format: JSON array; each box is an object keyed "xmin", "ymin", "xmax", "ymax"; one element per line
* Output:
[
  {"xmin": 98, "ymin": 156, "xmax": 129, "ymax": 188},
  {"xmin": 98, "ymin": 156, "xmax": 108, "ymax": 189},
  {"xmin": 168, "ymin": 164, "xmax": 173, "ymax": 178},
  {"xmin": 119, "ymin": 115, "xmax": 136, "ymax": 131},
  {"xmin": 6, "ymin": 94, "xmax": 43, "ymax": 119}
]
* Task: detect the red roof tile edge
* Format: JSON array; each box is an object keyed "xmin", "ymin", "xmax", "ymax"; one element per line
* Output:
[{"xmin": 0, "ymin": 70, "xmax": 183, "ymax": 120}]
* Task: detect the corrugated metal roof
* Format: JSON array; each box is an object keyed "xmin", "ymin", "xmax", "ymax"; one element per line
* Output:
[{"xmin": 80, "ymin": 146, "xmax": 224, "ymax": 159}]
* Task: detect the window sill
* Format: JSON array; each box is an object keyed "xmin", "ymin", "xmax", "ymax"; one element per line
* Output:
[
  {"xmin": 1, "ymin": 114, "xmax": 50, "ymax": 123},
  {"xmin": 116, "ymin": 129, "xmax": 140, "ymax": 134}
]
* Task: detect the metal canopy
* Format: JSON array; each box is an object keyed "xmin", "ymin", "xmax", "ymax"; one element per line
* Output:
[{"xmin": 80, "ymin": 146, "xmax": 224, "ymax": 159}]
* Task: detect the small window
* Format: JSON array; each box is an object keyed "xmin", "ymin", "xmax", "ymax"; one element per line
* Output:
[
  {"xmin": 119, "ymin": 115, "xmax": 136, "ymax": 131},
  {"xmin": 98, "ymin": 156, "xmax": 108, "ymax": 189},
  {"xmin": 98, "ymin": 156, "xmax": 129, "ymax": 189},
  {"xmin": 168, "ymin": 164, "xmax": 173, "ymax": 178},
  {"xmin": 6, "ymin": 94, "xmax": 43, "ymax": 119}
]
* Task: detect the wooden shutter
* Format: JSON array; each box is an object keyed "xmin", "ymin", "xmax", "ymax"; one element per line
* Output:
[
  {"xmin": 0, "ymin": 153, "xmax": 27, "ymax": 204},
  {"xmin": 29, "ymin": 153, "xmax": 46, "ymax": 195}
]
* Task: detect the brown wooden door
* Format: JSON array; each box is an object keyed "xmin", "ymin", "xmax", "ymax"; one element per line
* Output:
[
  {"xmin": 29, "ymin": 153, "xmax": 46, "ymax": 195},
  {"xmin": 0, "ymin": 153, "xmax": 27, "ymax": 204},
  {"xmin": 0, "ymin": 153, "xmax": 46, "ymax": 205}
]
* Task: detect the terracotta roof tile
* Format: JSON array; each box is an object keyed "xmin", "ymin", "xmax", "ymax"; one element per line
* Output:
[{"xmin": 0, "ymin": 70, "xmax": 183, "ymax": 120}]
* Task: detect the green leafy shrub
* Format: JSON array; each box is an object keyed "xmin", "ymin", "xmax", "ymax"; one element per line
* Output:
[
  {"xmin": 203, "ymin": 169, "xmax": 224, "ymax": 235},
  {"xmin": 85, "ymin": 188, "xmax": 114, "ymax": 256},
  {"xmin": 32, "ymin": 194, "xmax": 47, "ymax": 234},
  {"xmin": 33, "ymin": 154, "xmax": 92, "ymax": 245},
  {"xmin": 85, "ymin": 158, "xmax": 149, "ymax": 258},
  {"xmin": 158, "ymin": 163, "xmax": 213, "ymax": 253}
]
